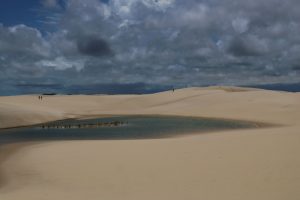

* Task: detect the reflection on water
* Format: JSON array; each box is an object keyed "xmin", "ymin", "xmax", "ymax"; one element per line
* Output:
[{"xmin": 0, "ymin": 115, "xmax": 257, "ymax": 144}]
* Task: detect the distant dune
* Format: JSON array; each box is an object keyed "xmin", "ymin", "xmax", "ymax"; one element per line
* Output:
[{"xmin": 0, "ymin": 87, "xmax": 300, "ymax": 200}]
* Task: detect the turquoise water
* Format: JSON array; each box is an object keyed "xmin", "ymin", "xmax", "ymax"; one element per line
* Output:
[{"xmin": 0, "ymin": 115, "xmax": 256, "ymax": 143}]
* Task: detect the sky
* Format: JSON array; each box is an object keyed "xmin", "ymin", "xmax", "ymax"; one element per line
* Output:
[{"xmin": 0, "ymin": 0, "xmax": 300, "ymax": 94}]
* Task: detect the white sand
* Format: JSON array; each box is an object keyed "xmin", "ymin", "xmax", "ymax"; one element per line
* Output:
[{"xmin": 0, "ymin": 87, "xmax": 300, "ymax": 200}]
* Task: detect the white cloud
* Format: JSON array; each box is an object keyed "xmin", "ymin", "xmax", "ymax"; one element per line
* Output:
[
  {"xmin": 142, "ymin": 0, "xmax": 175, "ymax": 11},
  {"xmin": 0, "ymin": 24, "xmax": 50, "ymax": 57},
  {"xmin": 180, "ymin": 4, "xmax": 209, "ymax": 28},
  {"xmin": 36, "ymin": 57, "xmax": 85, "ymax": 71},
  {"xmin": 232, "ymin": 18, "xmax": 249, "ymax": 33},
  {"xmin": 111, "ymin": 0, "xmax": 174, "ymax": 18}
]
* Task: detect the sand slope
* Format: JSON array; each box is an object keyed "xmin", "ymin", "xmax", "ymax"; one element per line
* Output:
[
  {"xmin": 1, "ymin": 87, "xmax": 299, "ymax": 127},
  {"xmin": 0, "ymin": 87, "xmax": 300, "ymax": 200}
]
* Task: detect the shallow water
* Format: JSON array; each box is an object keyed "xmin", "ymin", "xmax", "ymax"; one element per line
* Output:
[{"xmin": 0, "ymin": 115, "xmax": 256, "ymax": 143}]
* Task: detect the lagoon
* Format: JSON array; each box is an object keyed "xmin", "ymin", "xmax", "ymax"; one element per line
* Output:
[{"xmin": 0, "ymin": 115, "xmax": 257, "ymax": 144}]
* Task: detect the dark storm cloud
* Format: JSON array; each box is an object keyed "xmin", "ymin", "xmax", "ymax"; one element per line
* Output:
[
  {"xmin": 227, "ymin": 36, "xmax": 268, "ymax": 57},
  {"xmin": 1, "ymin": 0, "xmax": 300, "ymax": 94},
  {"xmin": 77, "ymin": 37, "xmax": 112, "ymax": 57},
  {"xmin": 15, "ymin": 83, "xmax": 62, "ymax": 89},
  {"xmin": 292, "ymin": 66, "xmax": 300, "ymax": 71}
]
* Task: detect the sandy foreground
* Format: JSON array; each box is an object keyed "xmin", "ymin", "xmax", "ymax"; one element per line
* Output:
[{"xmin": 0, "ymin": 87, "xmax": 299, "ymax": 200}]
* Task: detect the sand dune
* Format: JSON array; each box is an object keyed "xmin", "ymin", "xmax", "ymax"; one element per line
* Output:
[{"xmin": 0, "ymin": 87, "xmax": 300, "ymax": 200}]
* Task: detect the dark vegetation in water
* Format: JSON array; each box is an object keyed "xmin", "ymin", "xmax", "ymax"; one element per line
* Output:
[
  {"xmin": 40, "ymin": 120, "xmax": 126, "ymax": 129},
  {"xmin": 0, "ymin": 115, "xmax": 258, "ymax": 144}
]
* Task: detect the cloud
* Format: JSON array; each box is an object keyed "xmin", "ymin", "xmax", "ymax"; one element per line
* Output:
[
  {"xmin": 1, "ymin": 0, "xmax": 300, "ymax": 94},
  {"xmin": 41, "ymin": 0, "xmax": 60, "ymax": 8},
  {"xmin": 0, "ymin": 24, "xmax": 50, "ymax": 57},
  {"xmin": 77, "ymin": 37, "xmax": 113, "ymax": 57},
  {"xmin": 227, "ymin": 35, "xmax": 269, "ymax": 57},
  {"xmin": 232, "ymin": 18, "xmax": 249, "ymax": 34},
  {"xmin": 36, "ymin": 57, "xmax": 85, "ymax": 71}
]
